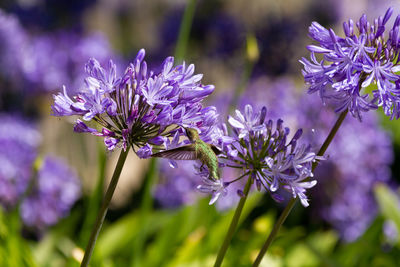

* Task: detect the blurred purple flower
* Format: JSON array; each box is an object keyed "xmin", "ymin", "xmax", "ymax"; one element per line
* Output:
[
  {"xmin": 4, "ymin": 0, "xmax": 96, "ymax": 30},
  {"xmin": 312, "ymin": 111, "xmax": 393, "ymax": 241},
  {"xmin": 20, "ymin": 156, "xmax": 81, "ymax": 230},
  {"xmin": 0, "ymin": 114, "xmax": 81, "ymax": 231},
  {"xmin": 0, "ymin": 114, "xmax": 41, "ymax": 208},
  {"xmin": 52, "ymin": 49, "xmax": 216, "ymax": 154},
  {"xmin": 0, "ymin": 9, "xmax": 118, "ymax": 97},
  {"xmin": 26, "ymin": 31, "xmax": 119, "ymax": 93},
  {"xmin": 154, "ymin": 162, "xmax": 203, "ymax": 208},
  {"xmin": 301, "ymin": 7, "xmax": 400, "ymax": 120},
  {"xmin": 383, "ymin": 220, "xmax": 399, "ymax": 244},
  {"xmin": 0, "ymin": 10, "xmax": 29, "ymax": 84}
]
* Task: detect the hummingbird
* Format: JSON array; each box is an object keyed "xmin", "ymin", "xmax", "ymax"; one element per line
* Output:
[{"xmin": 151, "ymin": 128, "xmax": 221, "ymax": 179}]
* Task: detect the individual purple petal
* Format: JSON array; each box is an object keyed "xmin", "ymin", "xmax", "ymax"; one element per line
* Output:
[
  {"xmin": 104, "ymin": 137, "xmax": 119, "ymax": 151},
  {"xmin": 137, "ymin": 143, "xmax": 153, "ymax": 158},
  {"xmin": 74, "ymin": 119, "xmax": 98, "ymax": 133},
  {"xmin": 197, "ymin": 177, "xmax": 227, "ymax": 205}
]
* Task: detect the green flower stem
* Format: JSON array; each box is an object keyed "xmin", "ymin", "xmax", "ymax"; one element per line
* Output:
[
  {"xmin": 212, "ymin": 37, "xmax": 259, "ymax": 265},
  {"xmin": 229, "ymin": 34, "xmax": 259, "ymax": 116},
  {"xmin": 252, "ymin": 109, "xmax": 348, "ymax": 267},
  {"xmin": 174, "ymin": 0, "xmax": 197, "ymax": 62},
  {"xmin": 214, "ymin": 176, "xmax": 253, "ymax": 267},
  {"xmin": 80, "ymin": 148, "xmax": 129, "ymax": 267},
  {"xmin": 79, "ymin": 142, "xmax": 107, "ymax": 246}
]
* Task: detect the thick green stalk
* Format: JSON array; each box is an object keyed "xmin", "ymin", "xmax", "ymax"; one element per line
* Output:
[
  {"xmin": 214, "ymin": 177, "xmax": 253, "ymax": 267},
  {"xmin": 80, "ymin": 149, "xmax": 129, "ymax": 267},
  {"xmin": 252, "ymin": 110, "xmax": 348, "ymax": 267}
]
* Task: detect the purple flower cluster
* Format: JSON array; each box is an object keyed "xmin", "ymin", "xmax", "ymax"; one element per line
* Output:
[
  {"xmin": 0, "ymin": 114, "xmax": 40, "ymax": 208},
  {"xmin": 0, "ymin": 9, "xmax": 29, "ymax": 83},
  {"xmin": 241, "ymin": 77, "xmax": 394, "ymax": 241},
  {"xmin": 0, "ymin": 9, "xmax": 117, "ymax": 95},
  {"xmin": 154, "ymin": 161, "xmax": 201, "ymax": 208},
  {"xmin": 26, "ymin": 32, "xmax": 118, "ymax": 93},
  {"xmin": 0, "ymin": 114, "xmax": 81, "ymax": 230},
  {"xmin": 312, "ymin": 109, "xmax": 393, "ymax": 241},
  {"xmin": 52, "ymin": 49, "xmax": 216, "ymax": 152},
  {"xmin": 207, "ymin": 105, "xmax": 321, "ymax": 207},
  {"xmin": 301, "ymin": 7, "xmax": 400, "ymax": 120},
  {"xmin": 20, "ymin": 157, "xmax": 81, "ymax": 230}
]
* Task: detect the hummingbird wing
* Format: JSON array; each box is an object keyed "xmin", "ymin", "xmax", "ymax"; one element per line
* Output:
[
  {"xmin": 151, "ymin": 145, "xmax": 197, "ymax": 160},
  {"xmin": 210, "ymin": 145, "xmax": 222, "ymax": 155}
]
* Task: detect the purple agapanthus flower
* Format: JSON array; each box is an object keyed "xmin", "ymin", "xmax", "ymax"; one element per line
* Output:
[
  {"xmin": 301, "ymin": 7, "xmax": 400, "ymax": 120},
  {"xmin": 0, "ymin": 114, "xmax": 81, "ymax": 231},
  {"xmin": 0, "ymin": 114, "xmax": 41, "ymax": 208},
  {"xmin": 51, "ymin": 49, "xmax": 216, "ymax": 154},
  {"xmin": 26, "ymin": 31, "xmax": 119, "ymax": 93},
  {"xmin": 0, "ymin": 8, "xmax": 118, "ymax": 98},
  {"xmin": 0, "ymin": 9, "xmax": 29, "ymax": 83},
  {"xmin": 311, "ymin": 110, "xmax": 393, "ymax": 241},
  {"xmin": 154, "ymin": 161, "xmax": 205, "ymax": 208},
  {"xmin": 20, "ymin": 156, "xmax": 81, "ymax": 230},
  {"xmin": 241, "ymin": 76, "xmax": 394, "ymax": 241},
  {"xmin": 205, "ymin": 104, "xmax": 322, "ymax": 207}
]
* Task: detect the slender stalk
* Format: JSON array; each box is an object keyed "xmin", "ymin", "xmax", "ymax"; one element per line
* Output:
[
  {"xmin": 174, "ymin": 0, "xmax": 197, "ymax": 62},
  {"xmin": 80, "ymin": 149, "xmax": 129, "ymax": 267},
  {"xmin": 213, "ymin": 36, "xmax": 259, "ymax": 266},
  {"xmin": 229, "ymin": 34, "xmax": 259, "ymax": 116},
  {"xmin": 252, "ymin": 109, "xmax": 348, "ymax": 267},
  {"xmin": 214, "ymin": 176, "xmax": 253, "ymax": 267},
  {"xmin": 79, "ymin": 142, "xmax": 107, "ymax": 246}
]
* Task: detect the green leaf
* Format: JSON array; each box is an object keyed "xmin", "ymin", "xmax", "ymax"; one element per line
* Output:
[
  {"xmin": 94, "ymin": 212, "xmax": 140, "ymax": 260},
  {"xmin": 285, "ymin": 242, "xmax": 319, "ymax": 267},
  {"xmin": 374, "ymin": 183, "xmax": 400, "ymax": 235}
]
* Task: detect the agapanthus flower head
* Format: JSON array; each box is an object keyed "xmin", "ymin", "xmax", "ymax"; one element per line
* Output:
[
  {"xmin": 301, "ymin": 7, "xmax": 400, "ymax": 120},
  {"xmin": 240, "ymin": 76, "xmax": 394, "ymax": 241},
  {"xmin": 208, "ymin": 104, "xmax": 321, "ymax": 207},
  {"xmin": 52, "ymin": 49, "xmax": 216, "ymax": 153}
]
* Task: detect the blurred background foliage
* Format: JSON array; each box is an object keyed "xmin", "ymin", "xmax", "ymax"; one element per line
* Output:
[{"xmin": 1, "ymin": 0, "xmax": 400, "ymax": 266}]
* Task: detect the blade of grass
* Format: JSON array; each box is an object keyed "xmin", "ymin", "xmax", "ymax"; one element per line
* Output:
[
  {"xmin": 79, "ymin": 141, "xmax": 107, "ymax": 246},
  {"xmin": 174, "ymin": 0, "xmax": 197, "ymax": 62}
]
